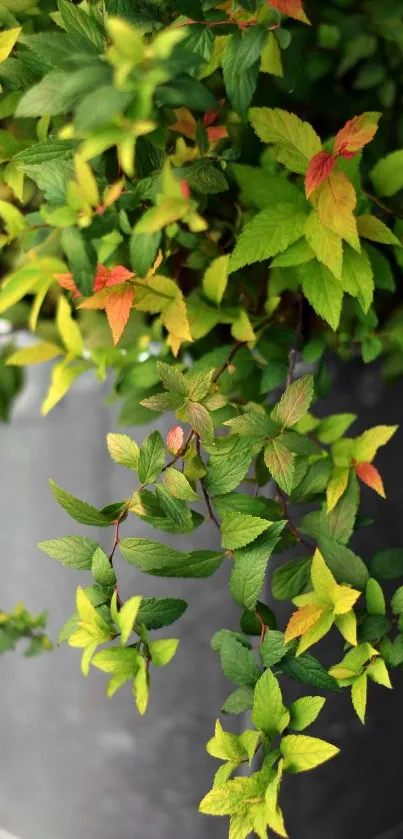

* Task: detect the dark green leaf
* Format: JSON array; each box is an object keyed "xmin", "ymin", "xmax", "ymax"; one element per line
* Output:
[
  {"xmin": 272, "ymin": 556, "xmax": 312, "ymax": 601},
  {"xmin": 38, "ymin": 535, "xmax": 99, "ymax": 570},
  {"xmin": 136, "ymin": 597, "xmax": 188, "ymax": 629}
]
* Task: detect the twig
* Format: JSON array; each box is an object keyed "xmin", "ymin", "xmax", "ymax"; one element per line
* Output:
[
  {"xmin": 108, "ymin": 508, "xmax": 127, "ymax": 607},
  {"xmin": 196, "ymin": 435, "xmax": 220, "ymax": 528},
  {"xmin": 254, "ymin": 608, "xmax": 267, "ymax": 646},
  {"xmin": 363, "ymin": 189, "xmax": 403, "ymax": 221},
  {"xmin": 213, "ymin": 341, "xmax": 245, "ymax": 383},
  {"xmin": 287, "ymin": 292, "xmax": 304, "ymax": 387},
  {"xmin": 276, "ymin": 487, "xmax": 315, "ymax": 552}
]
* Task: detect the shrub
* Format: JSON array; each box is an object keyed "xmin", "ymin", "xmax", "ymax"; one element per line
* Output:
[{"xmin": 1, "ymin": 0, "xmax": 403, "ymax": 835}]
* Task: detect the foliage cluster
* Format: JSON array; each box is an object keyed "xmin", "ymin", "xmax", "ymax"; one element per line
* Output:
[{"xmin": 2, "ymin": 0, "xmax": 403, "ymax": 835}]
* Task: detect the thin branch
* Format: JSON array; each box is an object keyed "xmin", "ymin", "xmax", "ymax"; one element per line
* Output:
[
  {"xmin": 213, "ymin": 341, "xmax": 245, "ymax": 383},
  {"xmin": 363, "ymin": 189, "xmax": 403, "ymax": 221},
  {"xmin": 196, "ymin": 435, "xmax": 220, "ymax": 528},
  {"xmin": 108, "ymin": 510, "xmax": 127, "ymax": 608},
  {"xmin": 276, "ymin": 487, "xmax": 315, "ymax": 552}
]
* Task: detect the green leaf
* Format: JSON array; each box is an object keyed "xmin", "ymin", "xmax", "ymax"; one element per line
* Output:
[
  {"xmin": 133, "ymin": 656, "xmax": 149, "ymax": 715},
  {"xmin": 340, "ymin": 245, "xmax": 374, "ymax": 314},
  {"xmin": 370, "ymin": 150, "xmax": 403, "ymax": 198},
  {"xmin": 281, "ymin": 734, "xmax": 339, "ymax": 773},
  {"xmin": 358, "ymin": 614, "xmax": 391, "ymax": 643},
  {"xmin": 369, "ymin": 548, "xmax": 403, "ymax": 581},
  {"xmin": 229, "ymin": 204, "xmax": 307, "ymax": 273},
  {"xmin": 0, "ymin": 258, "xmax": 66, "ymax": 314},
  {"xmin": 107, "ymin": 433, "xmax": 140, "ymax": 471},
  {"xmin": 130, "ymin": 230, "xmax": 161, "ymax": 277},
  {"xmin": 231, "ymin": 164, "xmax": 305, "ymax": 211},
  {"xmin": 249, "ymin": 107, "xmax": 321, "ymax": 175},
  {"xmin": 37, "ymin": 535, "xmax": 99, "ymax": 570},
  {"xmin": 186, "ymin": 401, "xmax": 214, "ymax": 441},
  {"xmin": 118, "ymin": 595, "xmax": 142, "ymax": 645},
  {"xmin": 213, "ymin": 493, "xmax": 282, "ymax": 521},
  {"xmin": 264, "ymin": 438, "xmax": 295, "ymax": 494},
  {"xmin": 272, "ymin": 556, "xmax": 312, "ymax": 601},
  {"xmin": 318, "ymin": 536, "xmax": 369, "ymax": 590},
  {"xmin": 119, "ymin": 538, "xmax": 224, "ymax": 578},
  {"xmin": 272, "ymin": 375, "xmax": 314, "ymax": 428},
  {"xmin": 58, "ymin": 0, "xmax": 104, "ymax": 51},
  {"xmin": 136, "ymin": 597, "xmax": 187, "ymax": 630},
  {"xmin": 49, "ymin": 480, "xmax": 115, "ymax": 527},
  {"xmin": 61, "ymin": 226, "xmax": 97, "ymax": 297},
  {"xmin": 351, "ymin": 673, "xmax": 367, "ymax": 723},
  {"xmin": 391, "ymin": 586, "xmax": 403, "ymax": 614},
  {"xmin": 92, "ymin": 546, "xmax": 116, "ymax": 587},
  {"xmin": 281, "ymin": 652, "xmax": 340, "ymax": 692},
  {"xmin": 252, "ymin": 668, "xmax": 287, "ymax": 736},
  {"xmin": 162, "ymin": 467, "xmax": 198, "ymax": 501},
  {"xmin": 225, "ymin": 411, "xmax": 278, "ymax": 438},
  {"xmin": 219, "ymin": 635, "xmax": 261, "ymax": 687},
  {"xmin": 138, "ymin": 430, "xmax": 165, "ymax": 485},
  {"xmin": 149, "ymin": 638, "xmax": 179, "ymax": 667},
  {"xmin": 366, "ymin": 578, "xmax": 386, "ymax": 616},
  {"xmin": 260, "ymin": 631, "xmax": 290, "ymax": 668},
  {"xmin": 221, "ymin": 512, "xmax": 271, "ymax": 551},
  {"xmin": 366, "ymin": 657, "xmax": 392, "ymax": 688},
  {"xmin": 156, "ymin": 361, "xmax": 188, "ymax": 395},
  {"xmin": 204, "ymin": 445, "xmax": 253, "ymax": 496},
  {"xmin": 222, "ymin": 30, "xmax": 262, "ymax": 119},
  {"xmin": 221, "ymin": 686, "xmax": 254, "ymax": 715},
  {"xmin": 357, "ymin": 214, "xmax": 401, "ymax": 247},
  {"xmin": 296, "ymin": 260, "xmax": 343, "ymax": 331},
  {"xmin": 316, "ymin": 413, "xmax": 357, "ymax": 445},
  {"xmin": 289, "ymin": 696, "xmax": 326, "ymax": 731},
  {"xmin": 230, "ymin": 522, "xmax": 287, "ymax": 609},
  {"xmin": 203, "ymin": 254, "xmax": 230, "ymax": 306}
]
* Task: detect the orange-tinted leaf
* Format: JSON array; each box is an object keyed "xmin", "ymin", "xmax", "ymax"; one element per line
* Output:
[
  {"xmin": 284, "ymin": 604, "xmax": 324, "ymax": 643},
  {"xmin": 334, "ymin": 113, "xmax": 381, "ymax": 158},
  {"xmin": 305, "ymin": 152, "xmax": 337, "ymax": 198},
  {"xmin": 313, "ymin": 169, "xmax": 359, "ymax": 249},
  {"xmin": 268, "ymin": 0, "xmax": 310, "ymax": 24},
  {"xmin": 105, "ymin": 285, "xmax": 134, "ymax": 344},
  {"xmin": 55, "ymin": 272, "xmax": 80, "ymax": 297},
  {"xmin": 355, "ymin": 462, "xmax": 386, "ymax": 498},
  {"xmin": 206, "ymin": 125, "xmax": 228, "ymax": 143},
  {"xmin": 94, "ymin": 264, "xmax": 133, "ymax": 291},
  {"xmin": 170, "ymin": 108, "xmax": 197, "ymax": 139},
  {"xmin": 167, "ymin": 425, "xmax": 184, "ymax": 454}
]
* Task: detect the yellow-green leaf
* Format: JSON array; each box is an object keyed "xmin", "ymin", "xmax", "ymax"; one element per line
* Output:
[
  {"xmin": 357, "ymin": 214, "xmax": 401, "ymax": 247},
  {"xmin": 249, "ymin": 107, "xmax": 321, "ymax": 175},
  {"xmin": 133, "ymin": 656, "xmax": 149, "ymax": 714},
  {"xmin": 41, "ymin": 358, "xmax": 87, "ymax": 415},
  {"xmin": 203, "ymin": 254, "xmax": 230, "ymax": 305},
  {"xmin": 118, "ymin": 595, "xmax": 142, "ymax": 645},
  {"xmin": 351, "ymin": 673, "xmax": 367, "ymax": 723},
  {"xmin": 311, "ymin": 549, "xmax": 336, "ymax": 606},
  {"xmin": 0, "ymin": 28, "xmax": 21, "ymax": 63},
  {"xmin": 107, "ymin": 432, "xmax": 140, "ymax": 471},
  {"xmin": 330, "ymin": 584, "xmax": 360, "ymax": 615},
  {"xmin": 353, "ymin": 425, "xmax": 398, "ymax": 464},
  {"xmin": 280, "ymin": 734, "xmax": 340, "ymax": 773},
  {"xmin": 6, "ymin": 342, "xmax": 62, "ymax": 366},
  {"xmin": 326, "ymin": 466, "xmax": 350, "ymax": 512},
  {"xmin": 260, "ymin": 32, "xmax": 283, "ymax": 77},
  {"xmin": 335, "ymin": 610, "xmax": 357, "ymax": 646},
  {"xmin": 56, "ymin": 295, "xmax": 84, "ymax": 356},
  {"xmin": 304, "ymin": 211, "xmax": 343, "ymax": 280},
  {"xmin": 149, "ymin": 638, "xmax": 179, "ymax": 667}
]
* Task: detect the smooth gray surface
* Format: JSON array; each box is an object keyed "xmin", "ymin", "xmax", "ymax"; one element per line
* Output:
[
  {"xmin": 0, "ymin": 362, "xmax": 235, "ymax": 839},
  {"xmin": 1, "ymin": 358, "xmax": 403, "ymax": 839}
]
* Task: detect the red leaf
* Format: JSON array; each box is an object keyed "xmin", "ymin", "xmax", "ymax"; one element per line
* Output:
[
  {"xmin": 94, "ymin": 264, "xmax": 133, "ymax": 292},
  {"xmin": 207, "ymin": 125, "xmax": 228, "ymax": 143},
  {"xmin": 180, "ymin": 179, "xmax": 190, "ymax": 199},
  {"xmin": 268, "ymin": 0, "xmax": 310, "ymax": 24},
  {"xmin": 166, "ymin": 425, "xmax": 184, "ymax": 454},
  {"xmin": 355, "ymin": 462, "xmax": 386, "ymax": 498},
  {"xmin": 334, "ymin": 113, "xmax": 380, "ymax": 157},
  {"xmin": 305, "ymin": 151, "xmax": 337, "ymax": 198},
  {"xmin": 105, "ymin": 286, "xmax": 134, "ymax": 345}
]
